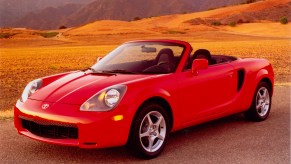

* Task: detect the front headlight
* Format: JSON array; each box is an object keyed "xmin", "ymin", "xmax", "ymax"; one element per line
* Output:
[
  {"xmin": 104, "ymin": 89, "xmax": 120, "ymax": 108},
  {"xmin": 20, "ymin": 79, "xmax": 42, "ymax": 102},
  {"xmin": 80, "ymin": 85, "xmax": 127, "ymax": 111}
]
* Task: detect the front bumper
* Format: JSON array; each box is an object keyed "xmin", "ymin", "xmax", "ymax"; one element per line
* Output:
[{"xmin": 14, "ymin": 99, "xmax": 132, "ymax": 148}]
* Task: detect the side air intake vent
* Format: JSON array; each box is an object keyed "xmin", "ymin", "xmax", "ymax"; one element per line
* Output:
[{"xmin": 237, "ymin": 69, "xmax": 245, "ymax": 91}]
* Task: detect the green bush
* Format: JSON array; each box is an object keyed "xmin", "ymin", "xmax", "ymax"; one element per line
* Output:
[
  {"xmin": 229, "ymin": 21, "xmax": 237, "ymax": 27},
  {"xmin": 207, "ymin": 8, "xmax": 217, "ymax": 11},
  {"xmin": 246, "ymin": 0, "xmax": 256, "ymax": 4},
  {"xmin": 59, "ymin": 25, "xmax": 67, "ymax": 29},
  {"xmin": 280, "ymin": 17, "xmax": 288, "ymax": 24},
  {"xmin": 133, "ymin": 17, "xmax": 141, "ymax": 21},
  {"xmin": 38, "ymin": 32, "xmax": 59, "ymax": 38},
  {"xmin": 211, "ymin": 21, "xmax": 221, "ymax": 26},
  {"xmin": 0, "ymin": 33, "xmax": 16, "ymax": 39},
  {"xmin": 162, "ymin": 30, "xmax": 186, "ymax": 34}
]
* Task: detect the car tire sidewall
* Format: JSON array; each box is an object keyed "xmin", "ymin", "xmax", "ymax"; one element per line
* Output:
[
  {"xmin": 245, "ymin": 82, "xmax": 272, "ymax": 121},
  {"xmin": 128, "ymin": 103, "xmax": 170, "ymax": 159}
]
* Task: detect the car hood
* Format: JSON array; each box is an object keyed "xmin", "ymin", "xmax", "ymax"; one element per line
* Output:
[{"xmin": 29, "ymin": 71, "xmax": 151, "ymax": 105}]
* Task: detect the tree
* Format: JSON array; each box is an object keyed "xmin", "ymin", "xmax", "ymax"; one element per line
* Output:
[
  {"xmin": 59, "ymin": 25, "xmax": 67, "ymax": 29},
  {"xmin": 133, "ymin": 17, "xmax": 141, "ymax": 21},
  {"xmin": 280, "ymin": 17, "xmax": 288, "ymax": 24},
  {"xmin": 246, "ymin": 0, "xmax": 256, "ymax": 4}
]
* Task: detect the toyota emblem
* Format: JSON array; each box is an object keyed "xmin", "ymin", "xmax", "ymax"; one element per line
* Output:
[{"xmin": 42, "ymin": 104, "xmax": 49, "ymax": 109}]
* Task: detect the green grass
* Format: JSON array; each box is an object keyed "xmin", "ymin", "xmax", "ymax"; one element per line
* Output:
[{"xmin": 38, "ymin": 32, "xmax": 59, "ymax": 38}]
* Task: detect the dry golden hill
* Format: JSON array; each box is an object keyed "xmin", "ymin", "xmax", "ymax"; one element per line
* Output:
[
  {"xmin": 223, "ymin": 23, "xmax": 291, "ymax": 38},
  {"xmin": 0, "ymin": 28, "xmax": 42, "ymax": 39},
  {"xmin": 64, "ymin": 0, "xmax": 291, "ymax": 37}
]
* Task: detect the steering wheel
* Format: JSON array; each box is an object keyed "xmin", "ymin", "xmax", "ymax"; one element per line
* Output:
[{"xmin": 157, "ymin": 61, "xmax": 176, "ymax": 72}]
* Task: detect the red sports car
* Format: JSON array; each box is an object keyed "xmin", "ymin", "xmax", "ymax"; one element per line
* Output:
[{"xmin": 14, "ymin": 40, "xmax": 274, "ymax": 158}]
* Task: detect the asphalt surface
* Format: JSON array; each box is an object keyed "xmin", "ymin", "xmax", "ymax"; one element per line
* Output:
[{"xmin": 0, "ymin": 86, "xmax": 290, "ymax": 164}]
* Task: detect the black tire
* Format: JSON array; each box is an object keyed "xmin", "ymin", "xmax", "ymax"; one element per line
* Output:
[
  {"xmin": 127, "ymin": 103, "xmax": 170, "ymax": 159},
  {"xmin": 244, "ymin": 82, "xmax": 272, "ymax": 121}
]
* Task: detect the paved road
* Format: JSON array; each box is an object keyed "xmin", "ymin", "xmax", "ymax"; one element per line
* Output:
[{"xmin": 0, "ymin": 86, "xmax": 290, "ymax": 164}]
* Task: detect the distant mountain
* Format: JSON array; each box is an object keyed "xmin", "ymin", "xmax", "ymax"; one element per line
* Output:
[
  {"xmin": 14, "ymin": 4, "xmax": 82, "ymax": 30},
  {"xmin": 1, "ymin": 0, "xmax": 248, "ymax": 30},
  {"xmin": 67, "ymin": 0, "xmax": 249, "ymax": 27},
  {"xmin": 0, "ymin": 0, "xmax": 94, "ymax": 27}
]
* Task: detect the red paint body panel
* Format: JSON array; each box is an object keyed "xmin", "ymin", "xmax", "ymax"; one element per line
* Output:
[{"xmin": 14, "ymin": 40, "xmax": 274, "ymax": 148}]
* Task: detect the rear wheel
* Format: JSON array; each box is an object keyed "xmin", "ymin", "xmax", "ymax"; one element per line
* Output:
[
  {"xmin": 245, "ymin": 82, "xmax": 272, "ymax": 121},
  {"xmin": 128, "ymin": 103, "xmax": 169, "ymax": 159}
]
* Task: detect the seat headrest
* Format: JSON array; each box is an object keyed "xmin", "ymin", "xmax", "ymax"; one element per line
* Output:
[
  {"xmin": 155, "ymin": 48, "xmax": 174, "ymax": 64},
  {"xmin": 193, "ymin": 49, "xmax": 211, "ymax": 61}
]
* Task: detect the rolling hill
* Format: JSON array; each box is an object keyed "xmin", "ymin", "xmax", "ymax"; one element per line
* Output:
[
  {"xmin": 1, "ymin": 0, "xmax": 248, "ymax": 30},
  {"xmin": 0, "ymin": 0, "xmax": 94, "ymax": 28},
  {"xmin": 1, "ymin": 0, "xmax": 290, "ymax": 39},
  {"xmin": 64, "ymin": 0, "xmax": 290, "ymax": 38}
]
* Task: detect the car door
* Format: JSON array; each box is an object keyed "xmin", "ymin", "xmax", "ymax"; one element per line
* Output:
[{"xmin": 176, "ymin": 63, "xmax": 236, "ymax": 124}]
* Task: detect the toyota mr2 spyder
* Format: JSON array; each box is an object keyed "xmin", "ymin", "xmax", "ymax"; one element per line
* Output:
[{"xmin": 14, "ymin": 40, "xmax": 274, "ymax": 158}]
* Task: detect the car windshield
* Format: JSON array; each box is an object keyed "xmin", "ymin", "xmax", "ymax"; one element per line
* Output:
[{"xmin": 91, "ymin": 42, "xmax": 185, "ymax": 74}]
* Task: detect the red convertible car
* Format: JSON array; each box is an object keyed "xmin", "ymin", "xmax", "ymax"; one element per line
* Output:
[{"xmin": 14, "ymin": 40, "xmax": 274, "ymax": 158}]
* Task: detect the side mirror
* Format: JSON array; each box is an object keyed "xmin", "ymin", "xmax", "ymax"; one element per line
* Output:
[
  {"xmin": 192, "ymin": 59, "xmax": 208, "ymax": 76},
  {"xmin": 96, "ymin": 57, "xmax": 102, "ymax": 63}
]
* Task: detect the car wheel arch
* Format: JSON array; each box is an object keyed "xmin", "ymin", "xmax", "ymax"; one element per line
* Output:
[
  {"xmin": 259, "ymin": 77, "xmax": 273, "ymax": 96},
  {"xmin": 126, "ymin": 96, "xmax": 174, "ymax": 144},
  {"xmin": 255, "ymin": 69, "xmax": 273, "ymax": 95}
]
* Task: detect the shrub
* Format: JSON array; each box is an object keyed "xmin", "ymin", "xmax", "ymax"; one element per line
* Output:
[
  {"xmin": 280, "ymin": 17, "xmax": 288, "ymax": 24},
  {"xmin": 229, "ymin": 21, "xmax": 237, "ymax": 27},
  {"xmin": 59, "ymin": 25, "xmax": 67, "ymax": 29},
  {"xmin": 38, "ymin": 32, "xmax": 59, "ymax": 38},
  {"xmin": 133, "ymin": 17, "xmax": 141, "ymax": 21},
  {"xmin": 0, "ymin": 33, "xmax": 16, "ymax": 39},
  {"xmin": 211, "ymin": 21, "xmax": 221, "ymax": 26},
  {"xmin": 207, "ymin": 8, "xmax": 216, "ymax": 11},
  {"xmin": 162, "ymin": 30, "xmax": 186, "ymax": 34},
  {"xmin": 246, "ymin": 0, "xmax": 256, "ymax": 4}
]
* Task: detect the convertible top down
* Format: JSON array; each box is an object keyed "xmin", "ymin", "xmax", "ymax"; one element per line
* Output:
[{"xmin": 14, "ymin": 40, "xmax": 274, "ymax": 158}]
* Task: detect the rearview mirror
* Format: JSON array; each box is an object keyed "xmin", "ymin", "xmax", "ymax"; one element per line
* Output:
[
  {"xmin": 141, "ymin": 46, "xmax": 157, "ymax": 53},
  {"xmin": 96, "ymin": 57, "xmax": 102, "ymax": 63},
  {"xmin": 192, "ymin": 59, "xmax": 208, "ymax": 76}
]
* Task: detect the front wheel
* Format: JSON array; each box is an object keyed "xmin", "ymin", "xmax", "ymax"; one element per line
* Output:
[
  {"xmin": 245, "ymin": 82, "xmax": 272, "ymax": 121},
  {"xmin": 127, "ymin": 103, "xmax": 170, "ymax": 159}
]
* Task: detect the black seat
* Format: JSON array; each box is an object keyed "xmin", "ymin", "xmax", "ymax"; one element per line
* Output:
[
  {"xmin": 154, "ymin": 48, "xmax": 175, "ymax": 65},
  {"xmin": 146, "ymin": 48, "xmax": 175, "ymax": 73},
  {"xmin": 192, "ymin": 49, "xmax": 216, "ymax": 65}
]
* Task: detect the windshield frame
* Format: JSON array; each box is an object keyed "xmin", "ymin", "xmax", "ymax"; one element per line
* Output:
[{"xmin": 90, "ymin": 41, "xmax": 188, "ymax": 75}]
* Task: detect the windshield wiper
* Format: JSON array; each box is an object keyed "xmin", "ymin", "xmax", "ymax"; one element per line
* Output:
[
  {"xmin": 84, "ymin": 68, "xmax": 116, "ymax": 75},
  {"xmin": 87, "ymin": 67, "xmax": 96, "ymax": 72},
  {"xmin": 101, "ymin": 69, "xmax": 137, "ymax": 74},
  {"xmin": 82, "ymin": 67, "xmax": 97, "ymax": 72}
]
